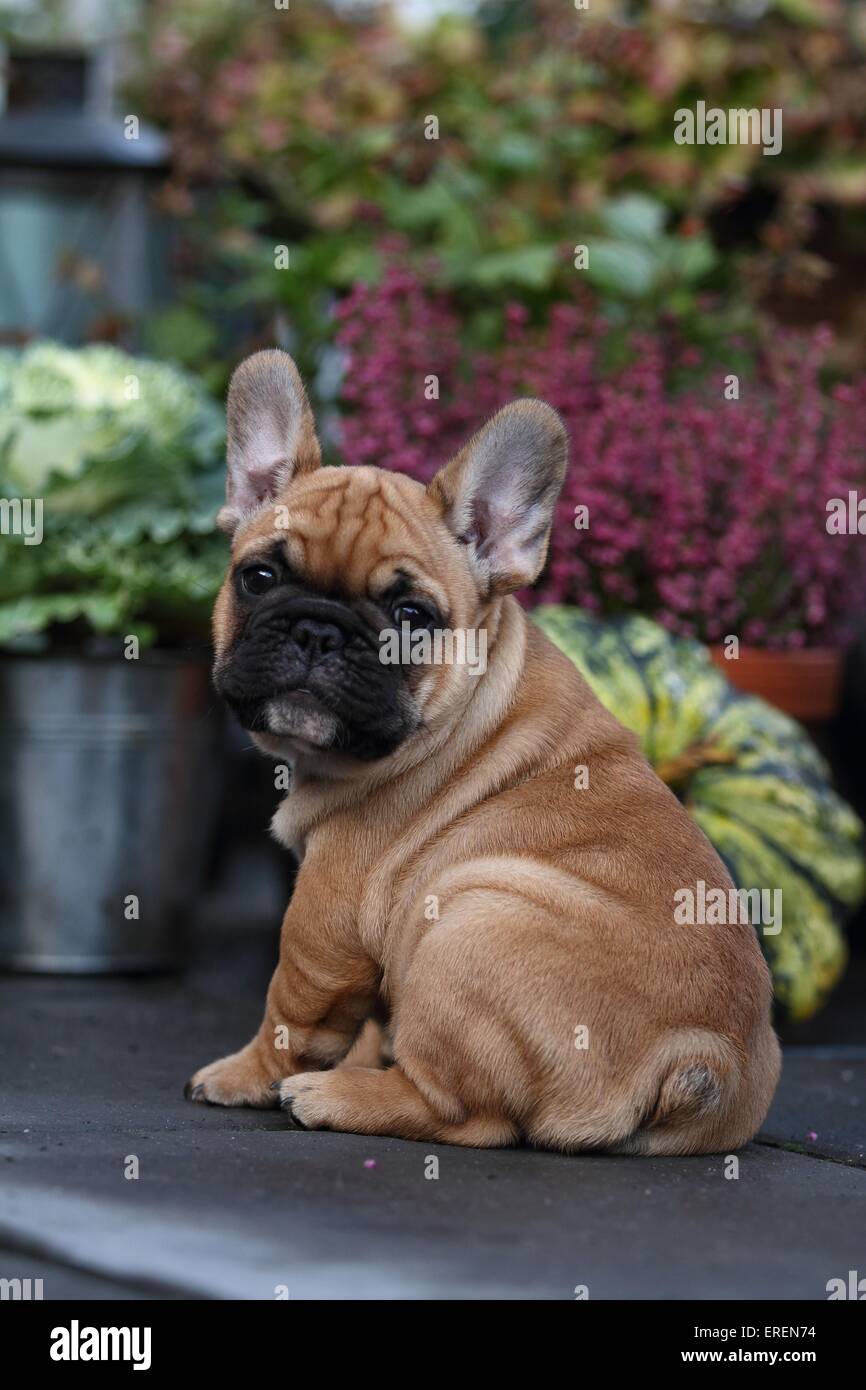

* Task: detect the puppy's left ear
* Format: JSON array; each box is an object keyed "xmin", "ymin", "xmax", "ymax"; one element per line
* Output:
[
  {"xmin": 218, "ymin": 349, "xmax": 321, "ymax": 537},
  {"xmin": 428, "ymin": 399, "xmax": 568, "ymax": 596}
]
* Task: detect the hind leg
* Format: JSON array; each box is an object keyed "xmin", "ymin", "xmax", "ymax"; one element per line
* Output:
[
  {"xmin": 338, "ymin": 1018, "xmax": 393, "ymax": 1070},
  {"xmin": 278, "ymin": 1065, "xmax": 516, "ymax": 1147},
  {"xmin": 295, "ymin": 890, "xmax": 638, "ymax": 1152}
]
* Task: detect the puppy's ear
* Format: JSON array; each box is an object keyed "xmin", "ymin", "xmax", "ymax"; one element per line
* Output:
[
  {"xmin": 218, "ymin": 349, "xmax": 321, "ymax": 537},
  {"xmin": 428, "ymin": 399, "xmax": 568, "ymax": 596}
]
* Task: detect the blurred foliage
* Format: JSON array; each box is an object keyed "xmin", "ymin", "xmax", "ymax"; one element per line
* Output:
[
  {"xmin": 0, "ymin": 0, "xmax": 140, "ymax": 45},
  {"xmin": 0, "ymin": 343, "xmax": 226, "ymax": 646},
  {"xmin": 130, "ymin": 0, "xmax": 866, "ymax": 386}
]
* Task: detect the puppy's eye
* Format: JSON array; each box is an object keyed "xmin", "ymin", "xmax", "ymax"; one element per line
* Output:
[
  {"xmin": 240, "ymin": 564, "xmax": 279, "ymax": 596},
  {"xmin": 392, "ymin": 603, "xmax": 436, "ymax": 632}
]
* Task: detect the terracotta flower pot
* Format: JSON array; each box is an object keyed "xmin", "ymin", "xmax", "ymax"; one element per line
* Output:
[{"xmin": 708, "ymin": 645, "xmax": 843, "ymax": 723}]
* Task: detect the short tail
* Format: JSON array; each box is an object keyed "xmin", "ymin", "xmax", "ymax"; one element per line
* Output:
[{"xmin": 614, "ymin": 1028, "xmax": 744, "ymax": 1155}]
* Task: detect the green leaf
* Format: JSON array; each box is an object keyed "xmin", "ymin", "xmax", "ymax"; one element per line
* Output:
[
  {"xmin": 599, "ymin": 194, "xmax": 667, "ymax": 244},
  {"xmin": 0, "ymin": 593, "xmax": 124, "ymax": 642},
  {"xmin": 382, "ymin": 175, "xmax": 466, "ymax": 232},
  {"xmin": 585, "ymin": 239, "xmax": 659, "ymax": 298},
  {"xmin": 329, "ymin": 244, "xmax": 383, "ymax": 287},
  {"xmin": 471, "ymin": 244, "xmax": 559, "ymax": 290},
  {"xmin": 670, "ymin": 233, "xmax": 718, "ymax": 284},
  {"xmin": 142, "ymin": 307, "xmax": 219, "ymax": 367},
  {"xmin": 486, "ymin": 131, "xmax": 546, "ymax": 172}
]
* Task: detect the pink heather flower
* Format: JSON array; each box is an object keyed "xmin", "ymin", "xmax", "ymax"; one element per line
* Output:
[{"xmin": 334, "ymin": 258, "xmax": 866, "ymax": 648}]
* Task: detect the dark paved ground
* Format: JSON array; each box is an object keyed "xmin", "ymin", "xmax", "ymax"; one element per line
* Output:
[{"xmin": 1, "ymin": 934, "xmax": 864, "ymax": 1300}]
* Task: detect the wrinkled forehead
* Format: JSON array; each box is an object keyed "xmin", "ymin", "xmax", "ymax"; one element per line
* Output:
[{"xmin": 232, "ymin": 466, "xmax": 451, "ymax": 601}]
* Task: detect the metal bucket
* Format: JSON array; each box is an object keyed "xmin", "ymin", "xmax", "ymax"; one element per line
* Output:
[{"xmin": 0, "ymin": 653, "xmax": 218, "ymax": 973}]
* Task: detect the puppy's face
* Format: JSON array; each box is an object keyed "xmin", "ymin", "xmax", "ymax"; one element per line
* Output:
[
  {"xmin": 212, "ymin": 351, "xmax": 567, "ymax": 766},
  {"xmin": 213, "ymin": 467, "xmax": 475, "ymax": 761}
]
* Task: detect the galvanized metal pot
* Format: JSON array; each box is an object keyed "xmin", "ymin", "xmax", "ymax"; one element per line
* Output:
[{"xmin": 0, "ymin": 653, "xmax": 218, "ymax": 973}]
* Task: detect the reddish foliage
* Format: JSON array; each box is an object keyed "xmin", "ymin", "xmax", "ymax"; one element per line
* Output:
[{"xmin": 335, "ymin": 265, "xmax": 866, "ymax": 648}]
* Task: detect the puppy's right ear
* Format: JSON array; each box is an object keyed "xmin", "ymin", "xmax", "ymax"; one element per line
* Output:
[{"xmin": 218, "ymin": 349, "xmax": 321, "ymax": 537}]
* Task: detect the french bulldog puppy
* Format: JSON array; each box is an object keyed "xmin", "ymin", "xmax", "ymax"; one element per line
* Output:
[{"xmin": 186, "ymin": 349, "xmax": 780, "ymax": 1154}]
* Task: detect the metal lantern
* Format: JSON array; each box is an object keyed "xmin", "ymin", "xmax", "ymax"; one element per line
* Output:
[{"xmin": 0, "ymin": 40, "xmax": 169, "ymax": 343}]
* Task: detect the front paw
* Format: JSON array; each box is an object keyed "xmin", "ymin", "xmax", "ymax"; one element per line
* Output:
[
  {"xmin": 185, "ymin": 1043, "xmax": 278, "ymax": 1108},
  {"xmin": 278, "ymin": 1073, "xmax": 332, "ymax": 1130}
]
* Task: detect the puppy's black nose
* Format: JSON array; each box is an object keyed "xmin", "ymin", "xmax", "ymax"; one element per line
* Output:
[{"xmin": 291, "ymin": 617, "xmax": 345, "ymax": 660}]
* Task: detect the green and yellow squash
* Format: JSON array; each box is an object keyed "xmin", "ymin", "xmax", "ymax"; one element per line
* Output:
[{"xmin": 532, "ymin": 605, "xmax": 866, "ymax": 1021}]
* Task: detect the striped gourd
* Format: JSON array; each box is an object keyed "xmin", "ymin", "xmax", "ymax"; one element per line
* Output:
[{"xmin": 532, "ymin": 604, "xmax": 866, "ymax": 1021}]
